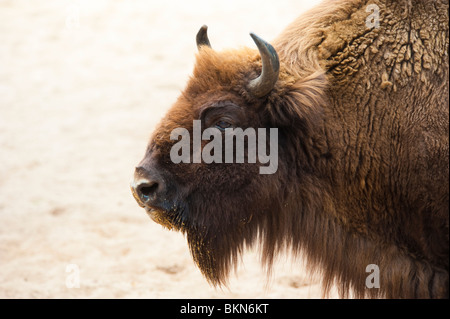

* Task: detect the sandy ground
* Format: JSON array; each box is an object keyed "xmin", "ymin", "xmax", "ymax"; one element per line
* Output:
[{"xmin": 0, "ymin": 0, "xmax": 338, "ymax": 298}]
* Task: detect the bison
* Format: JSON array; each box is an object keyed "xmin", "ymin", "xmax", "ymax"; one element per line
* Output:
[{"xmin": 131, "ymin": 0, "xmax": 449, "ymax": 298}]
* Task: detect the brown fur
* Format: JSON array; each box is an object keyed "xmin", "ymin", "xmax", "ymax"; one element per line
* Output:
[{"xmin": 135, "ymin": 0, "xmax": 449, "ymax": 298}]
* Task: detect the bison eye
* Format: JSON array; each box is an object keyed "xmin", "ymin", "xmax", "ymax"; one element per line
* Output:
[{"xmin": 215, "ymin": 120, "xmax": 232, "ymax": 130}]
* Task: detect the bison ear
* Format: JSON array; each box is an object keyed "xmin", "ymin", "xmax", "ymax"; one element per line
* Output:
[{"xmin": 266, "ymin": 71, "xmax": 327, "ymax": 129}]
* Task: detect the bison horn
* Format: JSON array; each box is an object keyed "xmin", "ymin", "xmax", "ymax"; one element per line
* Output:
[
  {"xmin": 248, "ymin": 33, "xmax": 280, "ymax": 98},
  {"xmin": 196, "ymin": 25, "xmax": 211, "ymax": 49}
]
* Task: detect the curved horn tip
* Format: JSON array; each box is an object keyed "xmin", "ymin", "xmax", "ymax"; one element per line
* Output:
[
  {"xmin": 248, "ymin": 32, "xmax": 280, "ymax": 98},
  {"xmin": 249, "ymin": 32, "xmax": 280, "ymax": 71},
  {"xmin": 196, "ymin": 25, "xmax": 211, "ymax": 49}
]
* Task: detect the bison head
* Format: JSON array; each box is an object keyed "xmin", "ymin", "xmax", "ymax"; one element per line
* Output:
[{"xmin": 131, "ymin": 26, "xmax": 327, "ymax": 286}]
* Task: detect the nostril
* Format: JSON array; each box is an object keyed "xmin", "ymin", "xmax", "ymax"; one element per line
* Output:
[
  {"xmin": 133, "ymin": 166, "xmax": 165, "ymax": 205},
  {"xmin": 138, "ymin": 182, "xmax": 159, "ymax": 200}
]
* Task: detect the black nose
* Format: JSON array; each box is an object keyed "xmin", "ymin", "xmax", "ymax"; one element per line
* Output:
[
  {"xmin": 136, "ymin": 180, "xmax": 159, "ymax": 202},
  {"xmin": 131, "ymin": 166, "xmax": 165, "ymax": 206}
]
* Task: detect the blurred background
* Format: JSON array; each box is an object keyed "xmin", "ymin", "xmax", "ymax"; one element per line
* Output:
[{"xmin": 0, "ymin": 0, "xmax": 333, "ymax": 298}]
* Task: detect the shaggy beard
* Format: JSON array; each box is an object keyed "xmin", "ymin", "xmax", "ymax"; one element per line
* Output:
[
  {"xmin": 186, "ymin": 227, "xmax": 240, "ymax": 286},
  {"xmin": 183, "ymin": 205, "xmax": 262, "ymax": 286},
  {"xmin": 180, "ymin": 185, "xmax": 278, "ymax": 286}
]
